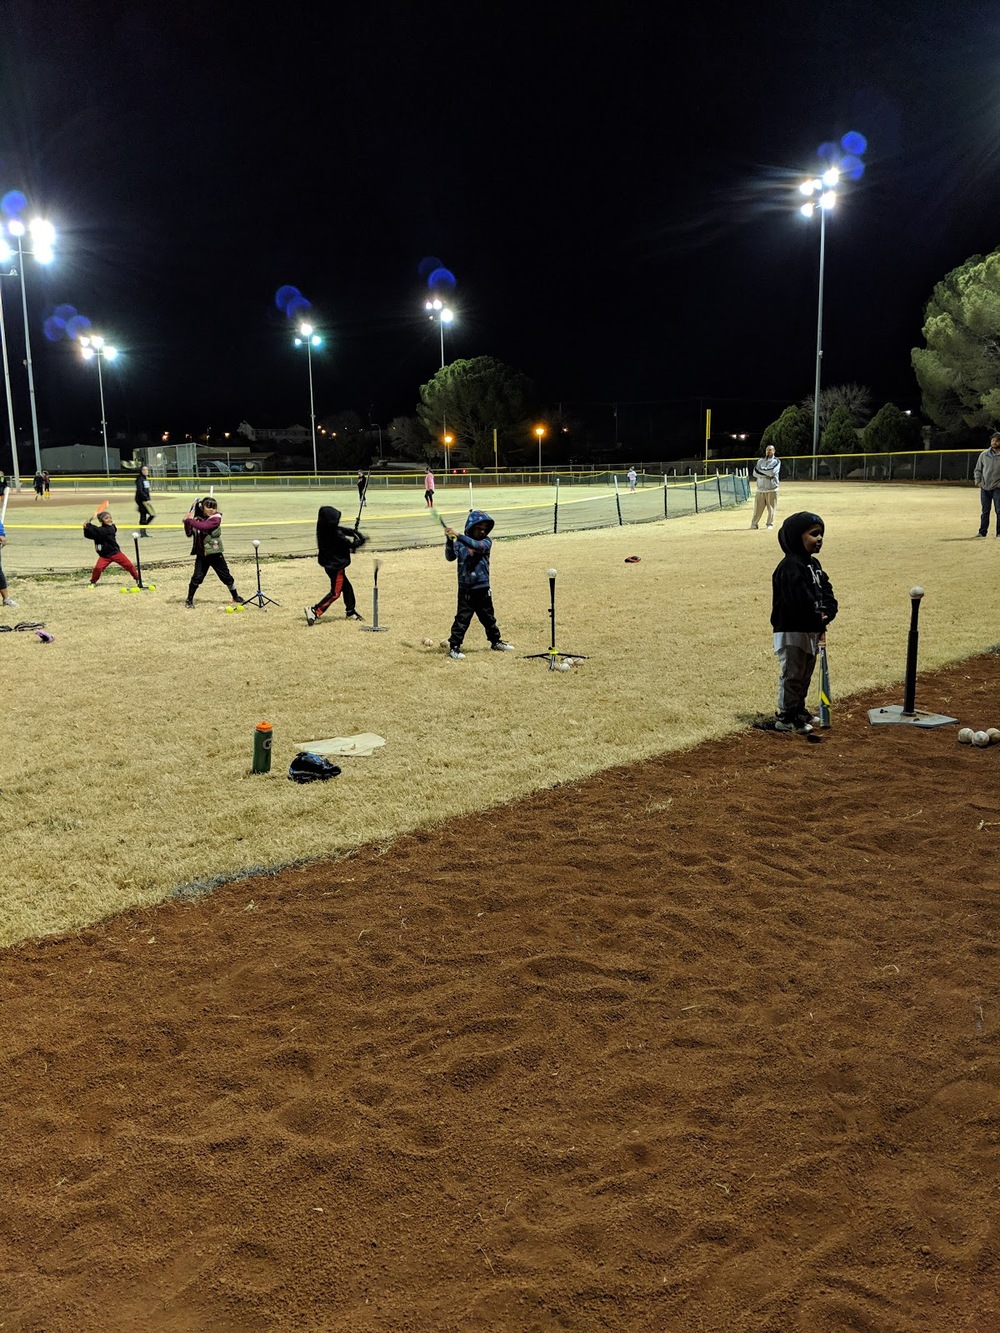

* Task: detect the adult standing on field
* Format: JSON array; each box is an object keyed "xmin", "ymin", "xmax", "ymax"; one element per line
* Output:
[
  {"xmin": 974, "ymin": 433, "xmax": 1000, "ymax": 537},
  {"xmin": 33, "ymin": 470, "xmax": 44, "ymax": 501},
  {"xmin": 750, "ymin": 444, "xmax": 781, "ymax": 530},
  {"xmin": 135, "ymin": 464, "xmax": 155, "ymax": 535}
]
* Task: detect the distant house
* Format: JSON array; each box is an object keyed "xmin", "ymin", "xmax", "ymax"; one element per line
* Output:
[{"xmin": 237, "ymin": 421, "xmax": 310, "ymax": 445}]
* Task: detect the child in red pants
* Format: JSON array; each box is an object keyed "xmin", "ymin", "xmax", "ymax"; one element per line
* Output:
[{"xmin": 83, "ymin": 508, "xmax": 139, "ymax": 585}]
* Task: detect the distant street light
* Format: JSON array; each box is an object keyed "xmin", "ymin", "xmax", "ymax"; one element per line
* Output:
[
  {"xmin": 535, "ymin": 424, "xmax": 546, "ymax": 474},
  {"xmin": 293, "ymin": 322, "xmax": 322, "ymax": 476},
  {"xmin": 424, "ymin": 298, "xmax": 455, "ymax": 370},
  {"xmin": 443, "ymin": 431, "xmax": 454, "ymax": 470},
  {"xmin": 79, "ymin": 334, "xmax": 119, "ymax": 480},
  {"xmin": 0, "ymin": 215, "xmax": 55, "ymax": 475}
]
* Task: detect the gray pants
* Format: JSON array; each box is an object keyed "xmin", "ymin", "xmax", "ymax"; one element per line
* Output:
[
  {"xmin": 776, "ymin": 644, "xmax": 816, "ymax": 718},
  {"xmin": 751, "ymin": 491, "xmax": 777, "ymax": 528}
]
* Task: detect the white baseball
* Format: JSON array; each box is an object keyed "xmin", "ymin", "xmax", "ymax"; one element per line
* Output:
[
  {"xmin": 421, "ymin": 637, "xmax": 435, "ymax": 647},
  {"xmin": 987, "ymin": 728, "xmax": 1000, "ymax": 743},
  {"xmin": 547, "ymin": 568, "xmax": 557, "ymax": 577},
  {"xmin": 958, "ymin": 728, "xmax": 974, "ymax": 744},
  {"xmin": 557, "ymin": 661, "xmax": 571, "ymax": 671},
  {"xmin": 973, "ymin": 730, "xmax": 991, "ymax": 747}
]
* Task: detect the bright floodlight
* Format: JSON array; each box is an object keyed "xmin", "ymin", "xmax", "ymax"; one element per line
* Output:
[
  {"xmin": 80, "ymin": 345, "xmax": 95, "ymax": 360},
  {"xmin": 430, "ymin": 298, "xmax": 443, "ymax": 310},
  {"xmin": 441, "ymin": 307, "xmax": 454, "ymax": 324},
  {"xmin": 7, "ymin": 219, "xmax": 25, "ymax": 238},
  {"xmin": 800, "ymin": 202, "xmax": 814, "ymax": 217},
  {"xmin": 0, "ymin": 239, "xmax": 10, "ymax": 263},
  {"xmin": 310, "ymin": 334, "xmax": 321, "ymax": 347},
  {"xmin": 30, "ymin": 219, "xmax": 55, "ymax": 245},
  {"xmin": 799, "ymin": 180, "xmax": 814, "ymax": 196},
  {"xmin": 91, "ymin": 334, "xmax": 104, "ymax": 349},
  {"xmin": 104, "ymin": 346, "xmax": 118, "ymax": 361},
  {"xmin": 819, "ymin": 189, "xmax": 837, "ymax": 210},
  {"xmin": 822, "ymin": 167, "xmax": 840, "ymax": 188},
  {"xmin": 300, "ymin": 321, "xmax": 313, "ymax": 336}
]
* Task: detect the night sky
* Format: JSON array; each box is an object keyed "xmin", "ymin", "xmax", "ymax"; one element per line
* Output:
[{"xmin": 2, "ymin": 0, "xmax": 999, "ymax": 455}]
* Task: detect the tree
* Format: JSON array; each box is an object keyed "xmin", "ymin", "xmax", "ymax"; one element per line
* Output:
[
  {"xmin": 862, "ymin": 403, "xmax": 915, "ymax": 453},
  {"xmin": 911, "ymin": 248, "xmax": 1000, "ymax": 429},
  {"xmin": 819, "ymin": 405, "xmax": 858, "ymax": 455},
  {"xmin": 417, "ymin": 356, "xmax": 531, "ymax": 469},
  {"xmin": 386, "ymin": 415, "xmax": 431, "ymax": 462},
  {"xmin": 760, "ymin": 405, "xmax": 811, "ymax": 455},
  {"xmin": 801, "ymin": 383, "xmax": 873, "ymax": 429}
]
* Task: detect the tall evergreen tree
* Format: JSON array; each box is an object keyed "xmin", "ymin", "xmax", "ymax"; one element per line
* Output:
[
  {"xmin": 760, "ymin": 405, "xmax": 811, "ymax": 455},
  {"xmin": 819, "ymin": 405, "xmax": 858, "ymax": 456},
  {"xmin": 911, "ymin": 249, "xmax": 1000, "ymax": 429}
]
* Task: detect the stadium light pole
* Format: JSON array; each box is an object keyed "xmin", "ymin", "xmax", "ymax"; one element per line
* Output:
[
  {"xmin": 79, "ymin": 335, "xmax": 118, "ymax": 480},
  {"xmin": 535, "ymin": 424, "xmax": 545, "ymax": 474},
  {"xmin": 294, "ymin": 322, "xmax": 322, "ymax": 477},
  {"xmin": 0, "ymin": 268, "xmax": 20, "ymax": 491},
  {"xmin": 799, "ymin": 168, "xmax": 839, "ymax": 483},
  {"xmin": 1, "ymin": 217, "xmax": 55, "ymax": 475},
  {"xmin": 424, "ymin": 298, "xmax": 455, "ymax": 369}
]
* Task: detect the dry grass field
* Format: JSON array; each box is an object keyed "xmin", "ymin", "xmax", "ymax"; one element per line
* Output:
[
  {"xmin": 1, "ymin": 479, "xmax": 996, "ymax": 948},
  {"xmin": 3, "ymin": 479, "xmax": 999, "ymax": 1332}
]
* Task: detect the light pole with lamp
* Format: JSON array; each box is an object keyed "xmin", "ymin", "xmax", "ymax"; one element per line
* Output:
[
  {"xmin": 1, "ymin": 216, "xmax": 55, "ymax": 475},
  {"xmin": 294, "ymin": 323, "xmax": 322, "ymax": 477},
  {"xmin": 78, "ymin": 335, "xmax": 118, "ymax": 480},
  {"xmin": 535, "ymin": 424, "xmax": 546, "ymax": 474},
  {"xmin": 424, "ymin": 298, "xmax": 455, "ymax": 369},
  {"xmin": 799, "ymin": 167, "xmax": 840, "ymax": 482},
  {"xmin": 0, "ymin": 266, "xmax": 20, "ymax": 491}
]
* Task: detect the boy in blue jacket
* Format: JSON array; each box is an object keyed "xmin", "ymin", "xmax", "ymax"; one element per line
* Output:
[
  {"xmin": 444, "ymin": 509, "xmax": 514, "ymax": 659},
  {"xmin": 770, "ymin": 510, "xmax": 838, "ymax": 733}
]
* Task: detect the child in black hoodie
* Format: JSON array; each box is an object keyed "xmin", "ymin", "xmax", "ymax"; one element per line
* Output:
[
  {"xmin": 770, "ymin": 510, "xmax": 838, "ymax": 733},
  {"xmin": 303, "ymin": 505, "xmax": 367, "ymax": 625},
  {"xmin": 83, "ymin": 508, "xmax": 140, "ymax": 586}
]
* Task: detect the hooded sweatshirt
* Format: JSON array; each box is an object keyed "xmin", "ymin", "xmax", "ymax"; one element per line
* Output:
[
  {"xmin": 770, "ymin": 511, "xmax": 838, "ymax": 634},
  {"xmin": 445, "ymin": 509, "xmax": 494, "ymax": 589},
  {"xmin": 316, "ymin": 505, "xmax": 366, "ymax": 572}
]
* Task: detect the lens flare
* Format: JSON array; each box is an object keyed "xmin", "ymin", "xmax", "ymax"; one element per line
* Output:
[
  {"xmin": 841, "ymin": 131, "xmax": 867, "ymax": 156},
  {"xmin": 427, "ymin": 266, "xmax": 456, "ymax": 293},
  {"xmin": 44, "ymin": 316, "xmax": 66, "ymax": 341},
  {"xmin": 840, "ymin": 154, "xmax": 865, "ymax": 180},
  {"xmin": 1, "ymin": 190, "xmax": 26, "ymax": 217},
  {"xmin": 418, "ymin": 255, "xmax": 444, "ymax": 280},
  {"xmin": 66, "ymin": 314, "xmax": 92, "ymax": 340}
]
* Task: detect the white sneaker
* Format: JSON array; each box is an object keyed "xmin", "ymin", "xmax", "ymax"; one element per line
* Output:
[
  {"xmin": 491, "ymin": 641, "xmax": 515, "ymax": 651},
  {"xmin": 2, "ymin": 598, "xmax": 18, "ymax": 609},
  {"xmin": 303, "ymin": 606, "xmax": 316, "ymax": 626},
  {"xmin": 449, "ymin": 648, "xmax": 465, "ymax": 659}
]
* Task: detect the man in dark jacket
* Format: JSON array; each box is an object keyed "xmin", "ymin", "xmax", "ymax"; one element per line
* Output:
[{"xmin": 770, "ymin": 510, "xmax": 838, "ymax": 733}]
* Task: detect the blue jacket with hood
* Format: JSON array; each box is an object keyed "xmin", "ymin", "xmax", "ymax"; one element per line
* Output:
[{"xmin": 445, "ymin": 509, "xmax": 494, "ymax": 589}]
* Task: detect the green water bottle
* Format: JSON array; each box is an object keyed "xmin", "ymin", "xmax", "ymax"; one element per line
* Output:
[{"xmin": 252, "ymin": 721, "xmax": 273, "ymax": 774}]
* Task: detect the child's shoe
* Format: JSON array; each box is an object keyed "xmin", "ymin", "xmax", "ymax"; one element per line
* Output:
[
  {"xmin": 303, "ymin": 607, "xmax": 317, "ymax": 626},
  {"xmin": 2, "ymin": 598, "xmax": 18, "ymax": 608},
  {"xmin": 184, "ymin": 599, "xmax": 194, "ymax": 608},
  {"xmin": 449, "ymin": 648, "xmax": 465, "ymax": 660},
  {"xmin": 491, "ymin": 641, "xmax": 515, "ymax": 651},
  {"xmin": 345, "ymin": 610, "xmax": 363, "ymax": 621}
]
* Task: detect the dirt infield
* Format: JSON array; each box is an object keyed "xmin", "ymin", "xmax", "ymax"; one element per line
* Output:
[{"xmin": 2, "ymin": 656, "xmax": 998, "ymax": 1332}]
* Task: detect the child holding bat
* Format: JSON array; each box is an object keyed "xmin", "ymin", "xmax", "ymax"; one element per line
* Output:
[
  {"xmin": 770, "ymin": 511, "xmax": 837, "ymax": 734},
  {"xmin": 303, "ymin": 505, "xmax": 366, "ymax": 625},
  {"xmin": 183, "ymin": 497, "xmax": 242, "ymax": 607},
  {"xmin": 443, "ymin": 509, "xmax": 515, "ymax": 659},
  {"xmin": 83, "ymin": 507, "xmax": 141, "ymax": 586}
]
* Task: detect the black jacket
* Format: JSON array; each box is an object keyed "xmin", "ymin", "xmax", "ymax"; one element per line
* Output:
[
  {"xmin": 316, "ymin": 506, "xmax": 366, "ymax": 572},
  {"xmin": 84, "ymin": 520, "xmax": 121, "ymax": 558},
  {"xmin": 770, "ymin": 511, "xmax": 838, "ymax": 633}
]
